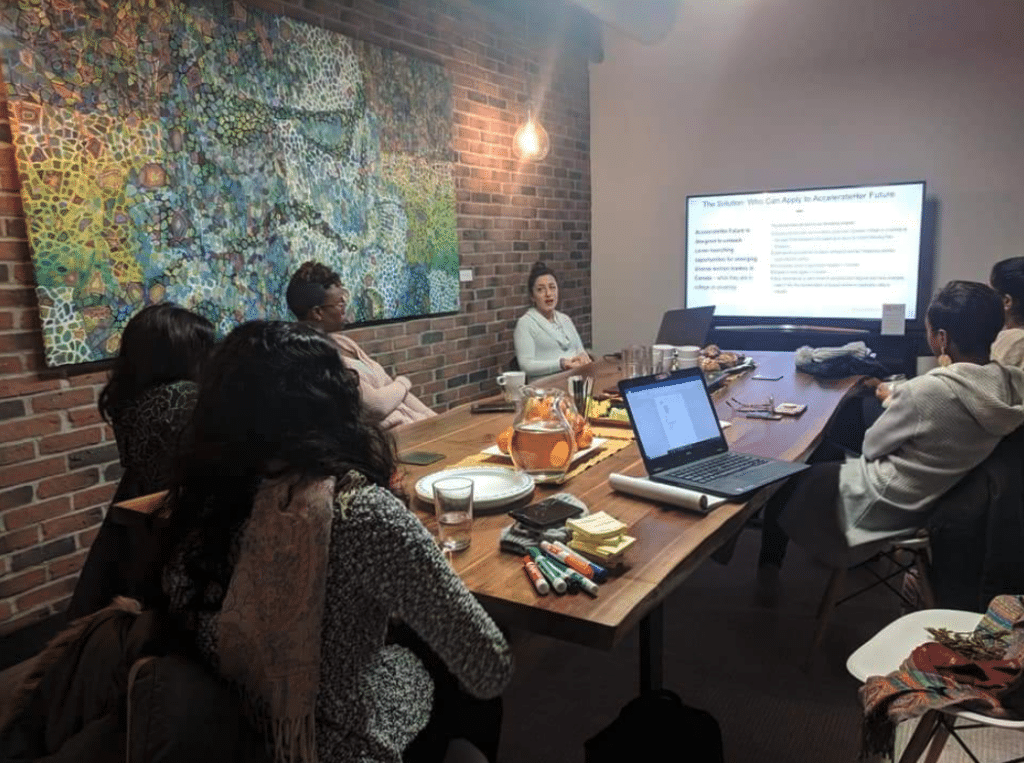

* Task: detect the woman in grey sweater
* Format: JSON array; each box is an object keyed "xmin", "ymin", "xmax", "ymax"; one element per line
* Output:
[
  {"xmin": 163, "ymin": 322, "xmax": 512, "ymax": 763},
  {"xmin": 760, "ymin": 281, "xmax": 1024, "ymax": 571}
]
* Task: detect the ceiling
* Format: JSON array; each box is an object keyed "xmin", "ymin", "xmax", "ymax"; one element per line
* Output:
[{"xmin": 566, "ymin": 0, "xmax": 682, "ymax": 45}]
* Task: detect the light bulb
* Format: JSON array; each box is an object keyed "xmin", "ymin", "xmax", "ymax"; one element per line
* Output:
[{"xmin": 512, "ymin": 116, "xmax": 549, "ymax": 161}]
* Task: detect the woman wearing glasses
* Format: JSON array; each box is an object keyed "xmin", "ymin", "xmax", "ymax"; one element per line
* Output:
[{"xmin": 286, "ymin": 260, "xmax": 435, "ymax": 429}]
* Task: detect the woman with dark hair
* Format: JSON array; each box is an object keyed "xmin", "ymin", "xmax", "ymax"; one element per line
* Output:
[
  {"xmin": 990, "ymin": 256, "xmax": 1024, "ymax": 367},
  {"xmin": 99, "ymin": 302, "xmax": 216, "ymax": 501},
  {"xmin": 67, "ymin": 303, "xmax": 215, "ymax": 620},
  {"xmin": 162, "ymin": 321, "xmax": 512, "ymax": 763},
  {"xmin": 513, "ymin": 261, "xmax": 589, "ymax": 379},
  {"xmin": 759, "ymin": 281, "xmax": 1024, "ymax": 576}
]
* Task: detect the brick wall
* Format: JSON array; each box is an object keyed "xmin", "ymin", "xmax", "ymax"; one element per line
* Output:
[{"xmin": 0, "ymin": 0, "xmax": 593, "ymax": 634}]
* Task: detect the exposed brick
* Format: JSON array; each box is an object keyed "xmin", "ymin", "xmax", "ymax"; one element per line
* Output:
[
  {"xmin": 0, "ymin": 484, "xmax": 32, "ymax": 511},
  {"xmin": 11, "ymin": 536, "xmax": 75, "ymax": 572},
  {"xmin": 30, "ymin": 387, "xmax": 95, "ymax": 413},
  {"xmin": 0, "ymin": 606, "xmax": 49, "ymax": 637},
  {"xmin": 68, "ymin": 371, "xmax": 109, "ymax": 388},
  {"xmin": 15, "ymin": 575, "xmax": 78, "ymax": 611},
  {"xmin": 36, "ymin": 467, "xmax": 99, "ymax": 500},
  {"xmin": 68, "ymin": 406, "xmax": 104, "ymax": 427},
  {"xmin": 73, "ymin": 482, "xmax": 117, "ymax": 510},
  {"xmin": 3, "ymin": 495, "xmax": 72, "ymax": 530},
  {"xmin": 0, "ymin": 568, "xmax": 45, "ymax": 598},
  {"xmin": 41, "ymin": 506, "xmax": 103, "ymax": 540},
  {"xmin": 68, "ymin": 443, "xmax": 119, "ymax": 470},
  {"xmin": 0, "ymin": 239, "xmax": 31, "ymax": 262},
  {"xmin": 0, "ymin": 398, "xmax": 25, "ymax": 420},
  {"xmin": 78, "ymin": 525, "xmax": 100, "ymax": 548},
  {"xmin": 0, "ymin": 413, "xmax": 62, "ymax": 443},
  {"xmin": 48, "ymin": 549, "xmax": 89, "ymax": 580},
  {"xmin": 104, "ymin": 462, "xmax": 125, "ymax": 482},
  {"xmin": 0, "ymin": 455, "xmax": 65, "ymax": 489},
  {"xmin": 39, "ymin": 427, "xmax": 103, "ymax": 455},
  {"xmin": 0, "ymin": 526, "xmax": 39, "ymax": 555},
  {"xmin": 0, "ymin": 441, "xmax": 34, "ymax": 466},
  {"xmin": 0, "ymin": 376, "xmax": 60, "ymax": 399}
]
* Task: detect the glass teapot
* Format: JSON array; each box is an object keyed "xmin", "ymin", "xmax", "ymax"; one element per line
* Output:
[{"xmin": 508, "ymin": 386, "xmax": 578, "ymax": 484}]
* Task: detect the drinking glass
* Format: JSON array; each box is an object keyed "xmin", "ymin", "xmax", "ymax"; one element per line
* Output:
[
  {"xmin": 622, "ymin": 344, "xmax": 650, "ymax": 378},
  {"xmin": 567, "ymin": 375, "xmax": 594, "ymax": 419},
  {"xmin": 433, "ymin": 477, "xmax": 474, "ymax": 551}
]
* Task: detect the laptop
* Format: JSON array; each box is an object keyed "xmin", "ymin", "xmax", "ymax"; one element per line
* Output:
[
  {"xmin": 655, "ymin": 306, "xmax": 716, "ymax": 347},
  {"xmin": 618, "ymin": 367, "xmax": 808, "ymax": 498}
]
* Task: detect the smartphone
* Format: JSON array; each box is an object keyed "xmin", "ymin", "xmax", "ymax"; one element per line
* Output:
[
  {"xmin": 398, "ymin": 451, "xmax": 446, "ymax": 466},
  {"xmin": 508, "ymin": 497, "xmax": 584, "ymax": 529},
  {"xmin": 745, "ymin": 411, "xmax": 782, "ymax": 420},
  {"xmin": 471, "ymin": 401, "xmax": 517, "ymax": 414}
]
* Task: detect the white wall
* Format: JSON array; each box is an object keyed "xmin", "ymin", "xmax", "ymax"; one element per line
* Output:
[{"xmin": 589, "ymin": 0, "xmax": 1024, "ymax": 353}]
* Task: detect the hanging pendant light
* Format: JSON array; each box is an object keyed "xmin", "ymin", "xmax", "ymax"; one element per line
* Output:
[{"xmin": 513, "ymin": 109, "xmax": 549, "ymax": 162}]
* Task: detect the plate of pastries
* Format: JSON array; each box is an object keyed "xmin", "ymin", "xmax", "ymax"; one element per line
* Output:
[{"xmin": 699, "ymin": 345, "xmax": 755, "ymax": 389}]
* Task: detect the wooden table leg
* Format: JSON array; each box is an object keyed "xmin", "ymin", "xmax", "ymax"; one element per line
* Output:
[
  {"xmin": 639, "ymin": 604, "xmax": 664, "ymax": 693},
  {"xmin": 897, "ymin": 710, "xmax": 942, "ymax": 763}
]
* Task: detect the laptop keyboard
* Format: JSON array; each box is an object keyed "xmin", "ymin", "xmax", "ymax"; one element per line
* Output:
[{"xmin": 665, "ymin": 452, "xmax": 768, "ymax": 482}]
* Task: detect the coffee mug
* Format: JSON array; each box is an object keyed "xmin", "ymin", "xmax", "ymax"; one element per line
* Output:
[{"xmin": 497, "ymin": 371, "xmax": 526, "ymax": 401}]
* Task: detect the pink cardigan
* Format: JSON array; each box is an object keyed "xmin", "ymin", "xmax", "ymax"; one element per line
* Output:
[{"xmin": 330, "ymin": 333, "xmax": 435, "ymax": 430}]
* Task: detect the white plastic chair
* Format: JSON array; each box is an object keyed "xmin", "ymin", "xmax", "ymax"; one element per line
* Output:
[{"xmin": 847, "ymin": 609, "xmax": 1024, "ymax": 763}]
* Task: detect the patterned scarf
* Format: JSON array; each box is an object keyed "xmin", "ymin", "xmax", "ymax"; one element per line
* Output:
[
  {"xmin": 215, "ymin": 474, "xmax": 344, "ymax": 763},
  {"xmin": 859, "ymin": 595, "xmax": 1024, "ymax": 758}
]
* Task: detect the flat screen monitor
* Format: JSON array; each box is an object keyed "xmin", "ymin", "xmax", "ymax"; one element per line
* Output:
[{"xmin": 684, "ymin": 181, "xmax": 927, "ymax": 328}]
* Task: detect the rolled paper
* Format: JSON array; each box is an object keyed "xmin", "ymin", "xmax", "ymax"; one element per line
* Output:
[{"xmin": 608, "ymin": 472, "xmax": 728, "ymax": 513}]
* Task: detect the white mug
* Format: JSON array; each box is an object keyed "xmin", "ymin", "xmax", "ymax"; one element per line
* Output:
[{"xmin": 496, "ymin": 371, "xmax": 526, "ymax": 401}]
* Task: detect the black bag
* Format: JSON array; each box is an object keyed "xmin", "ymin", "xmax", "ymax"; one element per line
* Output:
[{"xmin": 584, "ymin": 689, "xmax": 724, "ymax": 762}]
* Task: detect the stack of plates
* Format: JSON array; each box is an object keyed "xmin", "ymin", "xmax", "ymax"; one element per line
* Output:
[{"xmin": 414, "ymin": 466, "xmax": 534, "ymax": 514}]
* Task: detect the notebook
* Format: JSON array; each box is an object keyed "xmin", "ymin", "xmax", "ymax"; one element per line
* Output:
[
  {"xmin": 618, "ymin": 367, "xmax": 808, "ymax": 498},
  {"xmin": 655, "ymin": 306, "xmax": 716, "ymax": 347}
]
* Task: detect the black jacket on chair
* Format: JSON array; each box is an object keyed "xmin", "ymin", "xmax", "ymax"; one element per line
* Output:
[{"xmin": 926, "ymin": 425, "xmax": 1024, "ymax": 612}]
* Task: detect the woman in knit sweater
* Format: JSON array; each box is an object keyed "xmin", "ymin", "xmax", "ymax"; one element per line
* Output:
[
  {"xmin": 760, "ymin": 281, "xmax": 1024, "ymax": 573},
  {"xmin": 162, "ymin": 321, "xmax": 512, "ymax": 763},
  {"xmin": 513, "ymin": 261, "xmax": 589, "ymax": 379}
]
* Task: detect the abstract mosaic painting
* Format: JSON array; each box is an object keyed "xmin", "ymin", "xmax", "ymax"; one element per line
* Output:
[{"xmin": 0, "ymin": 0, "xmax": 458, "ymax": 366}]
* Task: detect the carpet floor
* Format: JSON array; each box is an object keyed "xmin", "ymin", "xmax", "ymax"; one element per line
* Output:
[{"xmin": 498, "ymin": 525, "xmax": 912, "ymax": 763}]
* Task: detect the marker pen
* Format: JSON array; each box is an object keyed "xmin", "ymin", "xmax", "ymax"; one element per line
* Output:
[
  {"xmin": 522, "ymin": 556, "xmax": 550, "ymax": 595},
  {"xmin": 552, "ymin": 540, "xmax": 609, "ymax": 582},
  {"xmin": 544, "ymin": 540, "xmax": 609, "ymax": 582},
  {"xmin": 527, "ymin": 548, "xmax": 567, "ymax": 594},
  {"xmin": 536, "ymin": 553, "xmax": 579, "ymax": 594},
  {"xmin": 564, "ymin": 569, "xmax": 599, "ymax": 597}
]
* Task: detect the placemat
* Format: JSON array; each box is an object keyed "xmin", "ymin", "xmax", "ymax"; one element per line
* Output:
[
  {"xmin": 590, "ymin": 424, "xmax": 635, "ymax": 440},
  {"xmin": 453, "ymin": 436, "xmax": 633, "ymax": 480}
]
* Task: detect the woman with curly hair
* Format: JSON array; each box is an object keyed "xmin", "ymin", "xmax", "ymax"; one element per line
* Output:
[
  {"xmin": 162, "ymin": 321, "xmax": 512, "ymax": 763},
  {"xmin": 68, "ymin": 302, "xmax": 215, "ymax": 620}
]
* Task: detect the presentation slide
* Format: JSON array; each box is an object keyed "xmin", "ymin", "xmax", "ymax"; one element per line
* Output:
[{"xmin": 685, "ymin": 182, "xmax": 924, "ymax": 320}]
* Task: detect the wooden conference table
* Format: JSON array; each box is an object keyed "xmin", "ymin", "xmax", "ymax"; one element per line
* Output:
[{"xmin": 395, "ymin": 351, "xmax": 862, "ymax": 689}]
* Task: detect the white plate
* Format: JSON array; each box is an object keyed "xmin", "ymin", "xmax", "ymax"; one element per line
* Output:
[
  {"xmin": 415, "ymin": 466, "xmax": 535, "ymax": 511},
  {"xmin": 481, "ymin": 437, "xmax": 608, "ymax": 464}
]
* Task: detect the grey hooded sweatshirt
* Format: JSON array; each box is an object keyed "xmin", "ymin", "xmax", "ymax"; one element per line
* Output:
[{"xmin": 836, "ymin": 361, "xmax": 1024, "ymax": 550}]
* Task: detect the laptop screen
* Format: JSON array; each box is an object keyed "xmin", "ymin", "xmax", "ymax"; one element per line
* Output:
[{"xmin": 621, "ymin": 370, "xmax": 726, "ymax": 465}]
